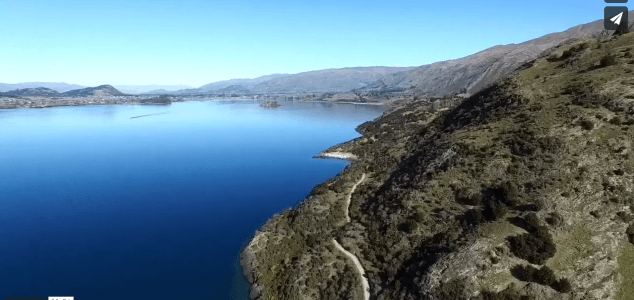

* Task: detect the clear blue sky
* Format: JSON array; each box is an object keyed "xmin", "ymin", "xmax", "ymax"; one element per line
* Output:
[{"xmin": 0, "ymin": 0, "xmax": 609, "ymax": 87}]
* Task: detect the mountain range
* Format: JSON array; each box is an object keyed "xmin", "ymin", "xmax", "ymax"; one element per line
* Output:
[
  {"xmin": 0, "ymin": 85, "xmax": 126, "ymax": 97},
  {"xmin": 2, "ymin": 13, "xmax": 630, "ymax": 98},
  {"xmin": 0, "ymin": 82, "xmax": 84, "ymax": 93},
  {"xmin": 353, "ymin": 12, "xmax": 633, "ymax": 96},
  {"xmin": 0, "ymin": 83, "xmax": 193, "ymax": 94}
]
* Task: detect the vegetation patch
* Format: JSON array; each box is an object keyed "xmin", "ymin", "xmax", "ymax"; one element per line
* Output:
[
  {"xmin": 511, "ymin": 264, "xmax": 572, "ymax": 293},
  {"xmin": 507, "ymin": 215, "xmax": 556, "ymax": 265}
]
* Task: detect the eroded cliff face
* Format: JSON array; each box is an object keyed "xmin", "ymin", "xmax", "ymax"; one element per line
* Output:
[{"xmin": 242, "ymin": 33, "xmax": 634, "ymax": 300}]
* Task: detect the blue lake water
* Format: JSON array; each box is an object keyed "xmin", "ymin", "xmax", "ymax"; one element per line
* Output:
[{"xmin": 0, "ymin": 101, "xmax": 385, "ymax": 299}]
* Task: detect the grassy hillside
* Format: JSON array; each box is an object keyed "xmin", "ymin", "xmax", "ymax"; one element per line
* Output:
[{"xmin": 242, "ymin": 32, "xmax": 634, "ymax": 300}]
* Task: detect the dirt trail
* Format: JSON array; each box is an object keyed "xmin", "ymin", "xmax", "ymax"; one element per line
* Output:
[
  {"xmin": 331, "ymin": 173, "xmax": 369, "ymax": 300},
  {"xmin": 344, "ymin": 173, "xmax": 366, "ymax": 222},
  {"xmin": 332, "ymin": 239, "xmax": 370, "ymax": 300}
]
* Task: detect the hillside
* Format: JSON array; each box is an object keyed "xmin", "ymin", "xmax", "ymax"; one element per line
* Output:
[
  {"xmin": 242, "ymin": 32, "xmax": 634, "ymax": 300},
  {"xmin": 354, "ymin": 13, "xmax": 634, "ymax": 97},
  {"xmin": 1, "ymin": 87, "xmax": 59, "ymax": 97},
  {"xmin": 60, "ymin": 85, "xmax": 125, "ymax": 97}
]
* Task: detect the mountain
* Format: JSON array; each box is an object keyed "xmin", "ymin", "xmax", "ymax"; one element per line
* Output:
[
  {"xmin": 0, "ymin": 82, "xmax": 84, "ymax": 93},
  {"xmin": 144, "ymin": 89, "xmax": 170, "ymax": 94},
  {"xmin": 242, "ymin": 32, "xmax": 634, "ymax": 300},
  {"xmin": 59, "ymin": 85, "xmax": 125, "ymax": 97},
  {"xmin": 187, "ymin": 67, "xmax": 414, "ymax": 95},
  {"xmin": 355, "ymin": 12, "xmax": 634, "ymax": 97},
  {"xmin": 113, "ymin": 84, "xmax": 193, "ymax": 94},
  {"xmin": 0, "ymin": 87, "xmax": 60, "ymax": 97},
  {"xmin": 197, "ymin": 74, "xmax": 290, "ymax": 93},
  {"xmin": 215, "ymin": 84, "xmax": 252, "ymax": 94},
  {"xmin": 248, "ymin": 67, "xmax": 415, "ymax": 93}
]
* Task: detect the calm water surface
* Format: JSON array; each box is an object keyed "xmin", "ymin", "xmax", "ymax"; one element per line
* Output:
[{"xmin": 0, "ymin": 101, "xmax": 385, "ymax": 299}]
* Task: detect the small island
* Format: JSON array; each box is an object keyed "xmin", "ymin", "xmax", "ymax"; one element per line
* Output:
[{"xmin": 260, "ymin": 101, "xmax": 281, "ymax": 108}]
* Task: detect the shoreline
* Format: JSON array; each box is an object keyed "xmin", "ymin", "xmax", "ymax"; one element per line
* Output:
[
  {"xmin": 0, "ymin": 97, "xmax": 389, "ymax": 110},
  {"xmin": 313, "ymin": 151, "xmax": 358, "ymax": 160},
  {"xmin": 240, "ymin": 134, "xmax": 370, "ymax": 299}
]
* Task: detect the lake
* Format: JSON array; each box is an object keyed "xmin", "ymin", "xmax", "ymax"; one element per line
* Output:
[{"xmin": 0, "ymin": 101, "xmax": 385, "ymax": 299}]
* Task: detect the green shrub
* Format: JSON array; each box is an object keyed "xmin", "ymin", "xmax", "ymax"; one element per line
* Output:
[
  {"xmin": 507, "ymin": 223, "xmax": 556, "ymax": 265},
  {"xmin": 462, "ymin": 209, "xmax": 485, "ymax": 226},
  {"xmin": 511, "ymin": 265, "xmax": 572, "ymax": 293},
  {"xmin": 455, "ymin": 188, "xmax": 483, "ymax": 205},
  {"xmin": 599, "ymin": 53, "xmax": 617, "ymax": 67},
  {"xmin": 579, "ymin": 119, "xmax": 594, "ymax": 130},
  {"xmin": 627, "ymin": 223, "xmax": 634, "ymax": 244},
  {"xmin": 501, "ymin": 182, "xmax": 522, "ymax": 206},
  {"xmin": 482, "ymin": 188, "xmax": 512, "ymax": 221},
  {"xmin": 545, "ymin": 212, "xmax": 564, "ymax": 228}
]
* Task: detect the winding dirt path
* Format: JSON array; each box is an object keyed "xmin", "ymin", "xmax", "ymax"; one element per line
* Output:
[
  {"xmin": 331, "ymin": 173, "xmax": 369, "ymax": 300},
  {"xmin": 332, "ymin": 239, "xmax": 370, "ymax": 300},
  {"xmin": 344, "ymin": 173, "xmax": 366, "ymax": 223}
]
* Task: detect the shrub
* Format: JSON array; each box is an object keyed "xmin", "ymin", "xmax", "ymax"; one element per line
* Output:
[
  {"xmin": 501, "ymin": 181, "xmax": 522, "ymax": 206},
  {"xmin": 462, "ymin": 209, "xmax": 485, "ymax": 226},
  {"xmin": 599, "ymin": 53, "xmax": 617, "ymax": 67},
  {"xmin": 508, "ymin": 226, "xmax": 556, "ymax": 265},
  {"xmin": 627, "ymin": 223, "xmax": 634, "ymax": 244},
  {"xmin": 483, "ymin": 200, "xmax": 508, "ymax": 221},
  {"xmin": 506, "ymin": 136, "xmax": 537, "ymax": 156},
  {"xmin": 511, "ymin": 265, "xmax": 572, "ymax": 293},
  {"xmin": 545, "ymin": 212, "xmax": 564, "ymax": 228},
  {"xmin": 579, "ymin": 119, "xmax": 594, "ymax": 130},
  {"xmin": 552, "ymin": 278, "xmax": 573, "ymax": 293},
  {"xmin": 434, "ymin": 278, "xmax": 470, "ymax": 300},
  {"xmin": 455, "ymin": 188, "xmax": 483, "ymax": 205},
  {"xmin": 482, "ymin": 188, "xmax": 511, "ymax": 221}
]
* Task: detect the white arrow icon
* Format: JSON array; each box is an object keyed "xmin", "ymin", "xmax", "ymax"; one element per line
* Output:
[{"xmin": 611, "ymin": 12, "xmax": 624, "ymax": 26}]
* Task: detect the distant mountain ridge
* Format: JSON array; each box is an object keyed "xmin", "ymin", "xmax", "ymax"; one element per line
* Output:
[
  {"xmin": 353, "ymin": 12, "xmax": 634, "ymax": 96},
  {"xmin": 0, "ymin": 87, "xmax": 60, "ymax": 97},
  {"xmin": 113, "ymin": 84, "xmax": 193, "ymax": 94},
  {"xmin": 167, "ymin": 67, "xmax": 415, "ymax": 94},
  {"xmin": 6, "ymin": 14, "xmax": 629, "ymax": 98},
  {"xmin": 197, "ymin": 74, "xmax": 290, "ymax": 92},
  {"xmin": 0, "ymin": 82, "xmax": 84, "ymax": 93}
]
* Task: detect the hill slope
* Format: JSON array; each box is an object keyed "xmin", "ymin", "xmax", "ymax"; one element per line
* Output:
[
  {"xmin": 242, "ymin": 33, "xmax": 634, "ymax": 300},
  {"xmin": 59, "ymin": 85, "xmax": 125, "ymax": 97},
  {"xmin": 355, "ymin": 13, "xmax": 634, "ymax": 97},
  {"xmin": 1, "ymin": 87, "xmax": 59, "ymax": 97}
]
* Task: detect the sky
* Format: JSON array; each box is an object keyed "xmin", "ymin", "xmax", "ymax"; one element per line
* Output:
[{"xmin": 0, "ymin": 0, "xmax": 613, "ymax": 87}]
